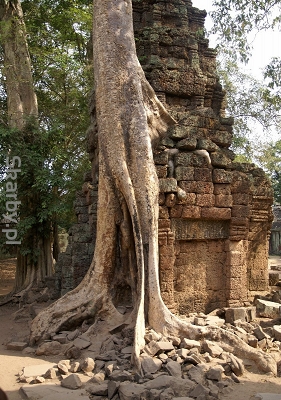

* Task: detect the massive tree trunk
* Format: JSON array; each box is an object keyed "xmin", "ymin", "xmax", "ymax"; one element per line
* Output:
[
  {"xmin": 30, "ymin": 0, "xmax": 277, "ymax": 375},
  {"xmin": 0, "ymin": 0, "xmax": 54, "ymax": 294}
]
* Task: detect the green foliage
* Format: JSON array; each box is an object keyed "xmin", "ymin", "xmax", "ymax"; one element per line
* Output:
[
  {"xmin": 257, "ymin": 140, "xmax": 281, "ymax": 204},
  {"xmin": 211, "ymin": 0, "xmax": 281, "ymax": 63}
]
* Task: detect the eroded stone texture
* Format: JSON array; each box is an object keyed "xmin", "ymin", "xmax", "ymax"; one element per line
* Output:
[{"xmin": 56, "ymin": 0, "xmax": 273, "ymax": 314}]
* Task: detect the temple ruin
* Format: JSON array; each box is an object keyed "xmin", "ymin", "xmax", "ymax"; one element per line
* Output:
[{"xmin": 55, "ymin": 0, "xmax": 273, "ymax": 314}]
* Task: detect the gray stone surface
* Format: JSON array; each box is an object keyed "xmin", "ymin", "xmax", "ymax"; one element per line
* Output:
[
  {"xmin": 21, "ymin": 383, "xmax": 89, "ymax": 400},
  {"xmin": 141, "ymin": 356, "xmax": 162, "ymax": 375},
  {"xmin": 61, "ymin": 373, "xmax": 82, "ymax": 389},
  {"xmin": 165, "ymin": 360, "xmax": 182, "ymax": 378},
  {"xmin": 73, "ymin": 337, "xmax": 91, "ymax": 350},
  {"xmin": 253, "ymin": 395, "xmax": 281, "ymax": 400},
  {"xmin": 87, "ymin": 383, "xmax": 108, "ymax": 396}
]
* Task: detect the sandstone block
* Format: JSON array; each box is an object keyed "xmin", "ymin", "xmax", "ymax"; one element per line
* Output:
[
  {"xmin": 181, "ymin": 206, "xmax": 201, "ymax": 219},
  {"xmin": 273, "ymin": 325, "xmax": 281, "ymax": 341},
  {"xmin": 196, "ymin": 194, "xmax": 215, "ymax": 207},
  {"xmin": 7, "ymin": 342, "xmax": 28, "ymax": 351},
  {"xmin": 180, "ymin": 338, "xmax": 201, "ymax": 350},
  {"xmin": 201, "ymin": 207, "xmax": 231, "ymax": 220},
  {"xmin": 253, "ymin": 326, "xmax": 271, "ymax": 341},
  {"xmin": 202, "ymin": 340, "xmax": 223, "ymax": 357},
  {"xmin": 225, "ymin": 307, "xmax": 247, "ymax": 324},
  {"xmin": 256, "ymin": 299, "xmax": 281, "ymax": 319},
  {"xmin": 81, "ymin": 357, "xmax": 95, "ymax": 373},
  {"xmin": 146, "ymin": 340, "xmax": 174, "ymax": 356},
  {"xmin": 215, "ymin": 194, "xmax": 233, "ymax": 207},
  {"xmin": 58, "ymin": 360, "xmax": 71, "ymax": 374}
]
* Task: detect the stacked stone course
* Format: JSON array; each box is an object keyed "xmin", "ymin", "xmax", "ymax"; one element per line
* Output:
[{"xmin": 56, "ymin": 0, "xmax": 273, "ymax": 314}]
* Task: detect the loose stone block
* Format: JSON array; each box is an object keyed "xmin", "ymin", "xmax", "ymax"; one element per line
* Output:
[
  {"xmin": 61, "ymin": 374, "xmax": 82, "ymax": 389},
  {"xmin": 225, "ymin": 307, "xmax": 247, "ymax": 324},
  {"xmin": 7, "ymin": 342, "xmax": 28, "ymax": 351},
  {"xmin": 146, "ymin": 340, "xmax": 175, "ymax": 356},
  {"xmin": 256, "ymin": 299, "xmax": 281, "ymax": 319}
]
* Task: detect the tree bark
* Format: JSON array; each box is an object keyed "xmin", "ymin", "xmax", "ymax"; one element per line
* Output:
[
  {"xmin": 30, "ymin": 0, "xmax": 277, "ymax": 375},
  {"xmin": 0, "ymin": 0, "xmax": 38, "ymax": 128},
  {"xmin": 0, "ymin": 0, "xmax": 54, "ymax": 295}
]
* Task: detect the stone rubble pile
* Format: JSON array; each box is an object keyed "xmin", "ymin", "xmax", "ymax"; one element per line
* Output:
[{"xmin": 11, "ymin": 304, "xmax": 281, "ymax": 400}]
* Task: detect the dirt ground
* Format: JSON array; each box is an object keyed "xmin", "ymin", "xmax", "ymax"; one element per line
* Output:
[{"xmin": 0, "ymin": 258, "xmax": 281, "ymax": 399}]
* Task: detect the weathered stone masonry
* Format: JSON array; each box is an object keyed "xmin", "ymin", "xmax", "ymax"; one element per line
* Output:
[{"xmin": 56, "ymin": 0, "xmax": 273, "ymax": 314}]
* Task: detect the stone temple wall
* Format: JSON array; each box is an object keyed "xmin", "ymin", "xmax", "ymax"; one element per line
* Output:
[{"xmin": 55, "ymin": 0, "xmax": 273, "ymax": 314}]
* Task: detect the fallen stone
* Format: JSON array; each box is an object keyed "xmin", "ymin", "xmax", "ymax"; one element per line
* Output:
[
  {"xmin": 65, "ymin": 345, "xmax": 82, "ymax": 359},
  {"xmin": 36, "ymin": 341, "xmax": 62, "ymax": 356},
  {"xmin": 256, "ymin": 299, "xmax": 281, "ymax": 319},
  {"xmin": 21, "ymin": 383, "xmax": 89, "ymax": 400},
  {"xmin": 7, "ymin": 342, "xmax": 28, "ymax": 351},
  {"xmin": 87, "ymin": 383, "xmax": 108, "ymax": 396},
  {"xmin": 23, "ymin": 363, "xmax": 56, "ymax": 378},
  {"xmin": 171, "ymin": 397, "xmax": 193, "ymax": 400},
  {"xmin": 89, "ymin": 372, "xmax": 105, "ymax": 383},
  {"xmin": 58, "ymin": 360, "xmax": 71, "ymax": 374},
  {"xmin": 180, "ymin": 338, "xmax": 201, "ymax": 350},
  {"xmin": 273, "ymin": 325, "xmax": 281, "ymax": 341},
  {"xmin": 70, "ymin": 361, "xmax": 80, "ymax": 373},
  {"xmin": 187, "ymin": 365, "xmax": 206, "ymax": 384},
  {"xmin": 144, "ymin": 375, "xmax": 196, "ymax": 396},
  {"xmin": 144, "ymin": 329, "xmax": 162, "ymax": 342},
  {"xmin": 118, "ymin": 382, "xmax": 146, "ymax": 400},
  {"xmin": 146, "ymin": 340, "xmax": 174, "ymax": 356},
  {"xmin": 248, "ymin": 335, "xmax": 259, "ymax": 348},
  {"xmin": 194, "ymin": 317, "xmax": 207, "ymax": 326},
  {"xmin": 108, "ymin": 370, "xmax": 133, "ymax": 382},
  {"xmin": 81, "ymin": 357, "xmax": 95, "ymax": 373},
  {"xmin": 61, "ymin": 373, "xmax": 82, "ymax": 389},
  {"xmin": 165, "ymin": 360, "xmax": 182, "ymax": 378},
  {"xmin": 206, "ymin": 365, "xmax": 224, "ymax": 381},
  {"xmin": 160, "ymin": 388, "xmax": 175, "ymax": 400},
  {"xmin": 67, "ymin": 329, "xmax": 79, "ymax": 341},
  {"xmin": 141, "ymin": 356, "xmax": 162, "ymax": 375},
  {"xmin": 22, "ymin": 347, "xmax": 35, "ymax": 355},
  {"xmin": 73, "ymin": 337, "xmax": 91, "ymax": 350},
  {"xmin": 35, "ymin": 376, "xmax": 45, "ymax": 383},
  {"xmin": 108, "ymin": 381, "xmax": 120, "ymax": 400},
  {"xmin": 253, "ymin": 326, "xmax": 271, "ymax": 341},
  {"xmin": 52, "ymin": 334, "xmax": 68, "ymax": 344},
  {"xmin": 44, "ymin": 368, "xmax": 57, "ymax": 380},
  {"xmin": 205, "ymin": 316, "xmax": 225, "ymax": 327},
  {"xmin": 121, "ymin": 346, "xmax": 133, "ymax": 354},
  {"xmin": 189, "ymin": 383, "xmax": 209, "ymax": 398},
  {"xmin": 202, "ymin": 340, "xmax": 223, "ymax": 357},
  {"xmin": 225, "ymin": 308, "xmax": 247, "ymax": 324}
]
